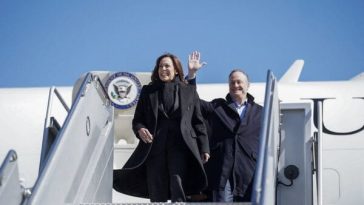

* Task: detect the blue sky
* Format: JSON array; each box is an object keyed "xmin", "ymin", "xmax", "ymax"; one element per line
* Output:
[{"xmin": 1, "ymin": 0, "xmax": 363, "ymax": 88}]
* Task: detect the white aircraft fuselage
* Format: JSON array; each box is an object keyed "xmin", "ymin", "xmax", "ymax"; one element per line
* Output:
[{"xmin": 0, "ymin": 62, "xmax": 363, "ymax": 204}]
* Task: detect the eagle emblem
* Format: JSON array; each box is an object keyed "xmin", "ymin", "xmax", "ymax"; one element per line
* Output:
[
  {"xmin": 113, "ymin": 80, "xmax": 132, "ymax": 100},
  {"xmin": 105, "ymin": 72, "xmax": 142, "ymax": 109}
]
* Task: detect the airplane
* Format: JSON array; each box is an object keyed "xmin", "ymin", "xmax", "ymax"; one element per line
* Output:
[{"xmin": 0, "ymin": 60, "xmax": 363, "ymax": 204}]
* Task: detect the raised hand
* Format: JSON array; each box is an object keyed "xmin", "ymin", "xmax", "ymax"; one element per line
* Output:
[{"xmin": 188, "ymin": 51, "xmax": 207, "ymax": 79}]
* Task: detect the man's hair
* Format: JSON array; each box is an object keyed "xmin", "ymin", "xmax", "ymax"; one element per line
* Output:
[{"xmin": 228, "ymin": 69, "xmax": 250, "ymax": 83}]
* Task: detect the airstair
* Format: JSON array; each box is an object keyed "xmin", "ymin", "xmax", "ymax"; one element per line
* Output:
[{"xmin": 0, "ymin": 73, "xmax": 114, "ymax": 204}]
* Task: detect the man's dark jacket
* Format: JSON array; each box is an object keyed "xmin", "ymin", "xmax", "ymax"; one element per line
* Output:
[
  {"xmin": 113, "ymin": 81, "xmax": 210, "ymax": 199},
  {"xmin": 187, "ymin": 77, "xmax": 263, "ymax": 197},
  {"xmin": 200, "ymin": 93, "xmax": 262, "ymax": 197}
]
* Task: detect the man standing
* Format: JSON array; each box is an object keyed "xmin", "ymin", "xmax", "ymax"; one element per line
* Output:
[{"xmin": 187, "ymin": 51, "xmax": 263, "ymax": 202}]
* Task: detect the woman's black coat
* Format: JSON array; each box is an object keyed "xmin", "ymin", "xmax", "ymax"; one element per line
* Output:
[{"xmin": 113, "ymin": 81, "xmax": 209, "ymax": 198}]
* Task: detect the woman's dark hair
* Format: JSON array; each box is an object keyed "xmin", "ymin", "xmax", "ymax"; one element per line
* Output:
[{"xmin": 151, "ymin": 53, "xmax": 185, "ymax": 83}]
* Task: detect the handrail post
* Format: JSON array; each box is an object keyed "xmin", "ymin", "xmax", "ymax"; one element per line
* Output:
[{"xmin": 317, "ymin": 101, "xmax": 323, "ymax": 205}]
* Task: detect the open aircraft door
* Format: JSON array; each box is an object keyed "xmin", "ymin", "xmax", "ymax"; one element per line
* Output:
[{"xmin": 252, "ymin": 70, "xmax": 314, "ymax": 205}]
